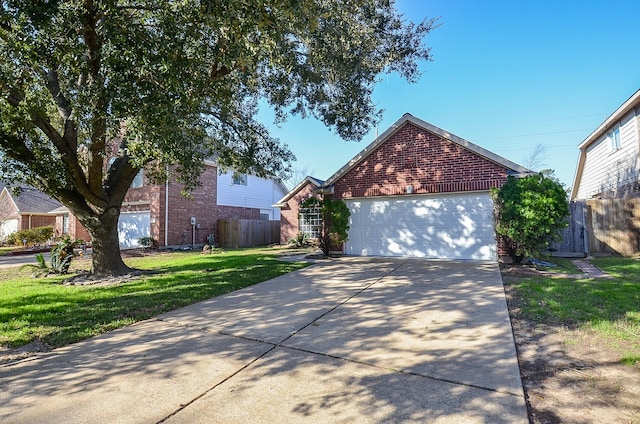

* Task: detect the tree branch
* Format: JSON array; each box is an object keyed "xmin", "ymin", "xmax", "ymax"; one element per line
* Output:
[
  {"xmin": 81, "ymin": 1, "xmax": 108, "ymax": 197},
  {"xmin": 4, "ymin": 87, "xmax": 106, "ymax": 209},
  {"xmin": 81, "ymin": 1, "xmax": 103, "ymax": 79},
  {"xmin": 115, "ymin": 5, "xmax": 162, "ymax": 12},
  {"xmin": 44, "ymin": 67, "xmax": 78, "ymax": 149}
]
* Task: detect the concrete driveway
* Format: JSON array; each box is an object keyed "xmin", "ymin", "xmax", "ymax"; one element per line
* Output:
[{"xmin": 0, "ymin": 258, "xmax": 528, "ymax": 423}]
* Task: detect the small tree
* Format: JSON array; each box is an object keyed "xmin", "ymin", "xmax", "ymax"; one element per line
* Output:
[
  {"xmin": 301, "ymin": 196, "xmax": 350, "ymax": 257},
  {"xmin": 492, "ymin": 173, "xmax": 569, "ymax": 263}
]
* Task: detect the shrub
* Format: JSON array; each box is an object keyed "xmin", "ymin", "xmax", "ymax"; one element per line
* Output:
[
  {"xmin": 300, "ymin": 196, "xmax": 350, "ymax": 257},
  {"xmin": 288, "ymin": 232, "xmax": 311, "ymax": 248},
  {"xmin": 50, "ymin": 235, "xmax": 80, "ymax": 274},
  {"xmin": 492, "ymin": 173, "xmax": 569, "ymax": 263},
  {"xmin": 6, "ymin": 226, "xmax": 54, "ymax": 246},
  {"xmin": 138, "ymin": 237, "xmax": 159, "ymax": 249}
]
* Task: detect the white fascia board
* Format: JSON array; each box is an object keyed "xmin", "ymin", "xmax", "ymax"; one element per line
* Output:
[{"xmin": 578, "ymin": 89, "xmax": 640, "ymax": 150}]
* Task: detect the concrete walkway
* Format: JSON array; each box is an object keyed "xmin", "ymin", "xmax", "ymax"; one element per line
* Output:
[{"xmin": 0, "ymin": 258, "xmax": 528, "ymax": 423}]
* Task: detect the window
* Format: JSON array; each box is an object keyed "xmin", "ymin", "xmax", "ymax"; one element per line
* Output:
[
  {"xmin": 608, "ymin": 125, "xmax": 621, "ymax": 151},
  {"xmin": 232, "ymin": 173, "xmax": 248, "ymax": 186},
  {"xmin": 62, "ymin": 214, "xmax": 69, "ymax": 235},
  {"xmin": 298, "ymin": 202, "xmax": 322, "ymax": 239}
]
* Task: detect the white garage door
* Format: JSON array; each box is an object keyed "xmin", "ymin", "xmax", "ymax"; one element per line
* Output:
[
  {"xmin": 345, "ymin": 192, "xmax": 497, "ymax": 260},
  {"xmin": 118, "ymin": 211, "xmax": 150, "ymax": 248}
]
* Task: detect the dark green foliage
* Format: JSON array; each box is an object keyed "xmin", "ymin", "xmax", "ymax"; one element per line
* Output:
[
  {"xmin": 301, "ymin": 196, "xmax": 350, "ymax": 257},
  {"xmin": 288, "ymin": 232, "xmax": 313, "ymax": 248},
  {"xmin": 138, "ymin": 237, "xmax": 159, "ymax": 249},
  {"xmin": 34, "ymin": 253, "xmax": 47, "ymax": 269},
  {"xmin": 492, "ymin": 174, "xmax": 569, "ymax": 262},
  {"xmin": 0, "ymin": 0, "xmax": 434, "ymax": 275},
  {"xmin": 6, "ymin": 225, "xmax": 53, "ymax": 246}
]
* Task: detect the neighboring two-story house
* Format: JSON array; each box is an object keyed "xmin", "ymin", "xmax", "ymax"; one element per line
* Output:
[
  {"xmin": 571, "ymin": 89, "xmax": 640, "ymax": 200},
  {"xmin": 0, "ymin": 161, "xmax": 287, "ymax": 248},
  {"xmin": 116, "ymin": 160, "xmax": 287, "ymax": 248}
]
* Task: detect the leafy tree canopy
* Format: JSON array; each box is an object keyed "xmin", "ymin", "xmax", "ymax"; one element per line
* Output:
[
  {"xmin": 0, "ymin": 0, "xmax": 434, "ymax": 275},
  {"xmin": 492, "ymin": 173, "xmax": 569, "ymax": 263}
]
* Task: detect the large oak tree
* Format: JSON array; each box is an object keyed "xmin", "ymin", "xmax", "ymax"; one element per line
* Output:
[{"xmin": 0, "ymin": 0, "xmax": 434, "ymax": 276}]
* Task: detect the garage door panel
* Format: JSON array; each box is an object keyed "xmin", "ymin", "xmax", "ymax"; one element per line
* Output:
[
  {"xmin": 345, "ymin": 193, "xmax": 496, "ymax": 260},
  {"xmin": 118, "ymin": 212, "xmax": 150, "ymax": 248}
]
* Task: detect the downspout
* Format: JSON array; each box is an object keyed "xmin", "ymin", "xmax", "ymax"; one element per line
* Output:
[{"xmin": 164, "ymin": 169, "xmax": 169, "ymax": 247}]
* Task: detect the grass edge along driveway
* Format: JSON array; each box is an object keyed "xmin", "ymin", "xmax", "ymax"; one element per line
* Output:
[
  {"xmin": 507, "ymin": 257, "xmax": 640, "ymax": 367},
  {"xmin": 0, "ymin": 248, "xmax": 310, "ymax": 350}
]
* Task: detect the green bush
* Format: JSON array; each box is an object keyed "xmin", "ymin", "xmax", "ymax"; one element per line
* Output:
[
  {"xmin": 288, "ymin": 232, "xmax": 312, "ymax": 248},
  {"xmin": 492, "ymin": 173, "xmax": 569, "ymax": 263},
  {"xmin": 6, "ymin": 226, "xmax": 54, "ymax": 246},
  {"xmin": 138, "ymin": 237, "xmax": 159, "ymax": 249}
]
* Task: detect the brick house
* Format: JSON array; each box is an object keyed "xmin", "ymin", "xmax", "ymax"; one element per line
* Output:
[
  {"xmin": 113, "ymin": 161, "xmax": 287, "ymax": 248},
  {"xmin": 276, "ymin": 176, "xmax": 325, "ymax": 244},
  {"xmin": 276, "ymin": 114, "xmax": 530, "ymax": 260},
  {"xmin": 0, "ymin": 161, "xmax": 287, "ymax": 248},
  {"xmin": 0, "ymin": 184, "xmax": 61, "ymax": 242}
]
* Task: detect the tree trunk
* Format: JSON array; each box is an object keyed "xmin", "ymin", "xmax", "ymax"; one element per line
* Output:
[{"xmin": 82, "ymin": 209, "xmax": 132, "ymax": 277}]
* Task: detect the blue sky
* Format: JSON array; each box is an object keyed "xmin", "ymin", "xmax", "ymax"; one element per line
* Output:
[{"xmin": 263, "ymin": 0, "xmax": 640, "ymax": 190}]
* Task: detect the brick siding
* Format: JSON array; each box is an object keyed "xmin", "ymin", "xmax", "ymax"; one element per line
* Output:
[
  {"xmin": 333, "ymin": 122, "xmax": 509, "ymax": 199},
  {"xmin": 279, "ymin": 181, "xmax": 320, "ymax": 243},
  {"xmin": 19, "ymin": 215, "xmax": 56, "ymax": 230},
  {"xmin": 158, "ymin": 166, "xmax": 260, "ymax": 246}
]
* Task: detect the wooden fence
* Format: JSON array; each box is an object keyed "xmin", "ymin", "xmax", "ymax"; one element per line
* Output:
[
  {"xmin": 585, "ymin": 198, "xmax": 640, "ymax": 256},
  {"xmin": 554, "ymin": 198, "xmax": 640, "ymax": 257},
  {"xmin": 551, "ymin": 201, "xmax": 588, "ymax": 257},
  {"xmin": 217, "ymin": 219, "xmax": 281, "ymax": 248}
]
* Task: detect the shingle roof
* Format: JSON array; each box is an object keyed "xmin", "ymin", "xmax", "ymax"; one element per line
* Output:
[
  {"xmin": 5, "ymin": 186, "xmax": 61, "ymax": 214},
  {"xmin": 273, "ymin": 176, "xmax": 324, "ymax": 207}
]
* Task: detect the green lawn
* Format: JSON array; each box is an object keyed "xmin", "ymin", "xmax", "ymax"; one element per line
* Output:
[
  {"xmin": 0, "ymin": 248, "xmax": 309, "ymax": 349},
  {"xmin": 510, "ymin": 257, "xmax": 640, "ymax": 366},
  {"xmin": 0, "ymin": 247, "xmax": 18, "ymax": 256}
]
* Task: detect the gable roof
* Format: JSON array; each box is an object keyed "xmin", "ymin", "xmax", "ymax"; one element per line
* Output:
[
  {"xmin": 571, "ymin": 89, "xmax": 640, "ymax": 199},
  {"xmin": 1, "ymin": 186, "xmax": 61, "ymax": 214},
  {"xmin": 323, "ymin": 113, "xmax": 530, "ymax": 187},
  {"xmin": 273, "ymin": 176, "xmax": 324, "ymax": 207}
]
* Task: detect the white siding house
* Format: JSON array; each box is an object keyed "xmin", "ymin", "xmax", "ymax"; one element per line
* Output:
[
  {"xmin": 572, "ymin": 89, "xmax": 640, "ymax": 200},
  {"xmin": 216, "ymin": 171, "xmax": 287, "ymax": 220}
]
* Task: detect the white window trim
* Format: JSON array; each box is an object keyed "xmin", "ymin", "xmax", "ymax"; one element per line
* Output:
[
  {"xmin": 608, "ymin": 124, "xmax": 621, "ymax": 152},
  {"xmin": 298, "ymin": 203, "xmax": 322, "ymax": 239},
  {"xmin": 232, "ymin": 173, "xmax": 248, "ymax": 186}
]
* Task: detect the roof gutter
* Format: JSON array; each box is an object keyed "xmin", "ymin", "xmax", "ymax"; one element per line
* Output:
[{"xmin": 578, "ymin": 89, "xmax": 640, "ymax": 150}]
